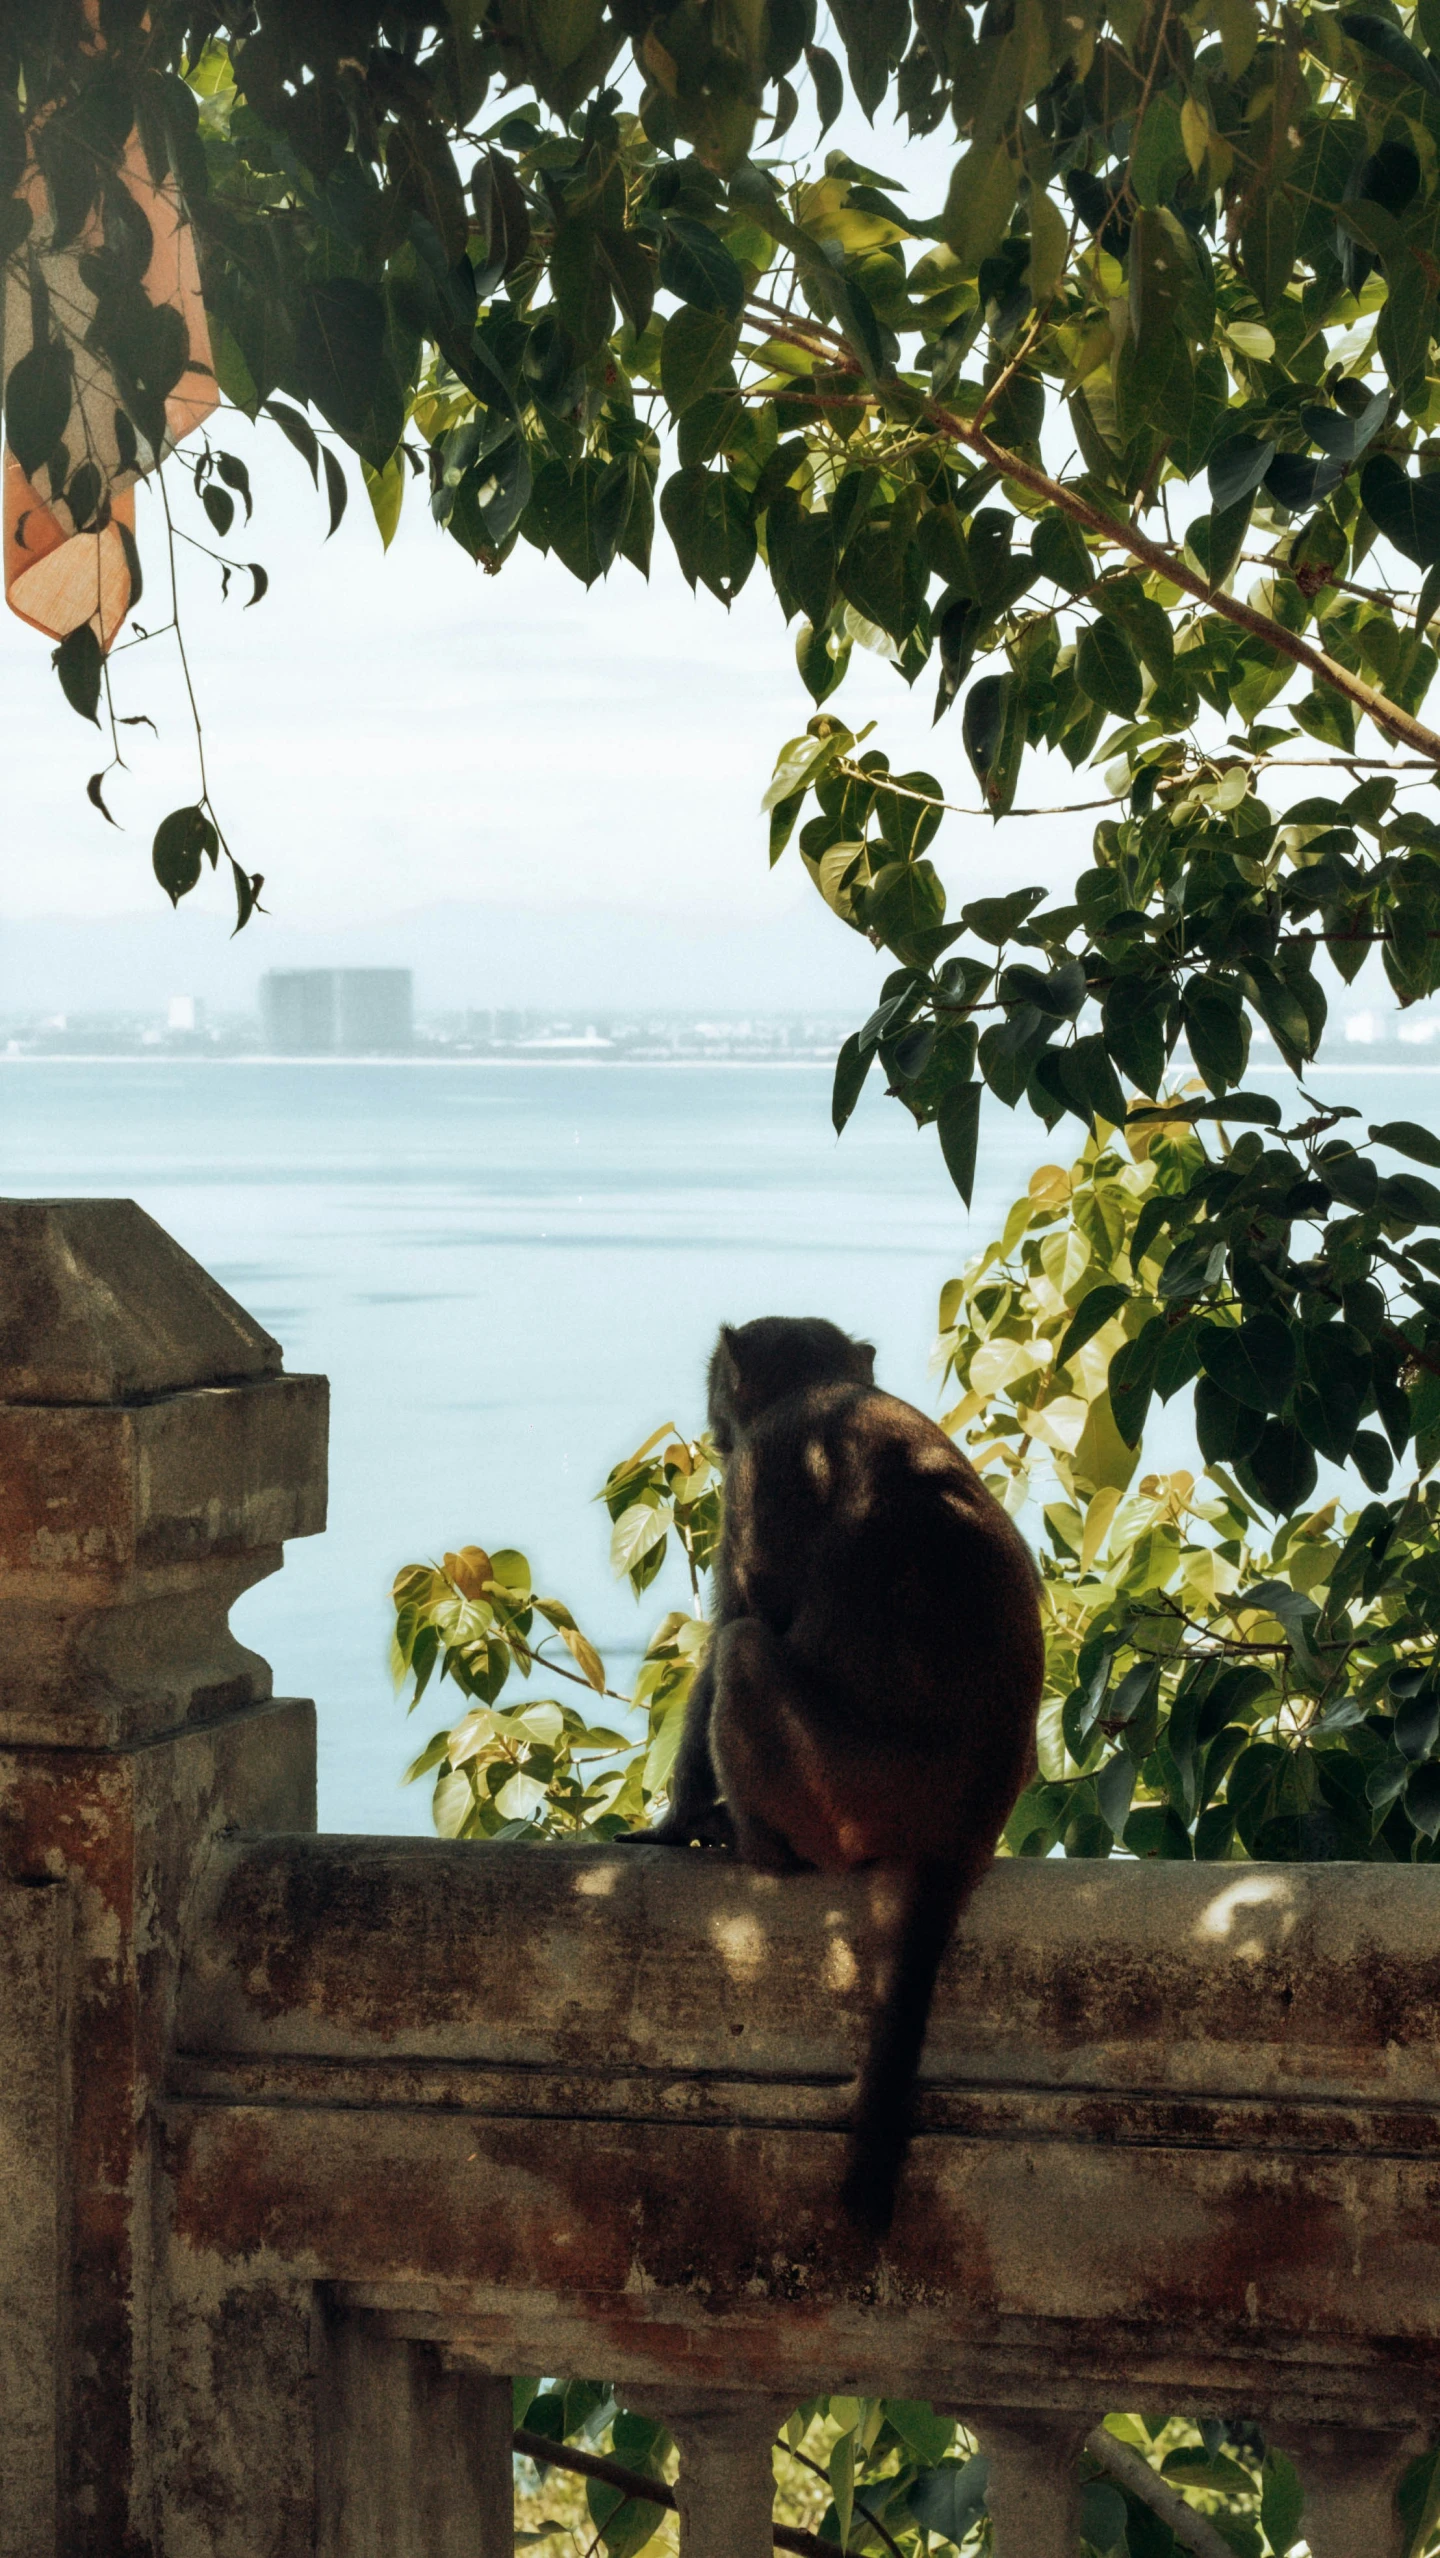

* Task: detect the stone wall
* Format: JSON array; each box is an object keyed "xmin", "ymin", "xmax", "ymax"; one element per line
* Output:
[{"xmin": 0, "ymin": 1197, "xmax": 1436, "ymax": 2556}]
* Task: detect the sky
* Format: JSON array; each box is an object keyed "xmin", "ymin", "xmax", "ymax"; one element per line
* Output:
[
  {"xmin": 0, "ymin": 95, "xmax": 1409, "ymax": 1025},
  {"xmin": 0, "ymin": 100, "xmax": 1113, "ymax": 1020}
]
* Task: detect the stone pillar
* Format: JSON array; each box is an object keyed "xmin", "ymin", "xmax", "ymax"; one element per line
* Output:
[
  {"xmin": 666, "ymin": 2400, "xmax": 779, "ymax": 2558},
  {"xmin": 0, "ymin": 1198, "xmax": 327, "ymax": 2558},
  {"xmin": 967, "ymin": 2409, "xmax": 1095, "ymax": 2557},
  {"xmin": 0, "ymin": 1879, "xmax": 69, "ymax": 2558},
  {"xmin": 317, "ymin": 2312, "xmax": 514, "ymax": 2558},
  {"xmin": 1274, "ymin": 2422, "xmax": 1428, "ymax": 2558}
]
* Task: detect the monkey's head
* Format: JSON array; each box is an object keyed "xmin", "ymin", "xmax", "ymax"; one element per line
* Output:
[{"xmin": 707, "ymin": 1317, "xmax": 876, "ymax": 1453}]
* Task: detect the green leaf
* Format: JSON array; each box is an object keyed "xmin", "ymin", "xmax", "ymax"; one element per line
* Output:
[
  {"xmin": 906, "ymin": 2458, "xmax": 990, "ymax": 2547},
  {"xmin": 1000, "ymin": 958, "xmax": 1086, "ymax": 1018},
  {"xmin": 1195, "ymin": 1373, "xmax": 1264, "ymax": 1463},
  {"xmin": 1241, "ymin": 191, "xmax": 1297, "ymax": 315},
  {"xmin": 1057, "ymin": 1032, "xmax": 1128, "ymax": 1128},
  {"xmin": 805, "ymin": 41, "xmax": 844, "ymax": 132},
  {"xmin": 551, "ymin": 219, "xmax": 614, "ymax": 355},
  {"xmin": 1407, "ymin": 1761, "xmax": 1440, "ymax": 1839},
  {"xmin": 1238, "ymin": 1420, "xmax": 1318, "ymax": 1520},
  {"xmin": 362, "ymin": 452, "xmax": 406, "ymax": 550},
  {"xmin": 937, "ymin": 1079, "xmax": 982, "ymax": 1204},
  {"xmin": 863, "ymin": 857, "xmax": 946, "ymax": 955},
  {"xmin": 962, "ymin": 672, "xmax": 1025, "ymax": 814},
  {"xmin": 598, "ymin": 228, "xmax": 656, "ymax": 337},
  {"xmin": 961, "ymin": 886, "xmax": 1045, "ymax": 943},
  {"xmin": 294, "ymin": 278, "xmax": 404, "ymax": 468},
  {"xmin": 660, "ymin": 215, "xmax": 746, "ymax": 319},
  {"xmin": 1129, "ymin": 203, "xmax": 1190, "ymax": 342},
  {"xmin": 1379, "ymin": 1170, "xmax": 1440, "ymax": 1223},
  {"xmin": 1182, "ymin": 977, "xmax": 1247, "ymax": 1092},
  {"xmin": 1103, "ymin": 976, "xmax": 1168, "ymax": 1095},
  {"xmin": 52, "ymin": 624, "xmax": 102, "ymax": 726},
  {"xmin": 1372, "ymin": 1119, "xmax": 1440, "ymax": 1168},
  {"xmin": 1360, "ymin": 455, "xmax": 1440, "ymax": 569},
  {"xmin": 979, "ymin": 1009, "xmax": 1048, "ymax": 1106},
  {"xmin": 1209, "ymin": 435, "xmax": 1276, "ymax": 513},
  {"xmin": 1259, "ymin": 2448, "xmax": 1305, "ymax": 2554},
  {"xmin": 884, "ymin": 2403, "xmax": 954, "ymax": 2466},
  {"xmin": 1192, "ymin": 493, "xmax": 1253, "ymax": 592},
  {"xmin": 839, "ymin": 522, "xmax": 923, "ymax": 642},
  {"xmin": 263, "ymin": 397, "xmax": 320, "ymax": 483},
  {"xmin": 534, "ymin": 455, "xmax": 633, "ymax": 586},
  {"xmin": 317, "ymin": 443, "xmax": 345, "ymax": 538},
  {"xmin": 1341, "ymin": 8, "xmax": 1440, "ymax": 92},
  {"xmin": 940, "ymin": 142, "xmax": 1018, "ymax": 271},
  {"xmin": 5, "ymin": 336, "xmax": 73, "ymax": 477},
  {"xmin": 1027, "ymin": 187, "xmax": 1068, "ymax": 302},
  {"xmin": 830, "ymin": 2429, "xmax": 855, "ymax": 2551},
  {"xmin": 152, "ymin": 805, "xmax": 219, "ymax": 907},
  {"xmin": 1109, "ymin": 1317, "xmax": 1165, "ymax": 1445},
  {"xmin": 1399, "ymin": 2447, "xmax": 1440, "ymax": 2558},
  {"xmin": 202, "ymin": 482, "xmax": 235, "ymax": 539},
  {"xmin": 1077, "ymin": 619, "xmax": 1142, "ymax": 718},
  {"xmin": 1032, "ymin": 508, "xmax": 1094, "ymax": 594},
  {"xmin": 660, "ymin": 466, "xmax": 756, "ymax": 603},
  {"xmin": 1198, "ymin": 1312, "xmax": 1296, "ymax": 1414},
  {"xmin": 1303, "ymin": 386, "xmax": 1389, "ymax": 461},
  {"xmin": 660, "ymin": 307, "xmax": 738, "ymax": 413},
  {"xmin": 1057, "ymin": 1283, "xmax": 1130, "ymax": 1367},
  {"xmin": 833, "ymin": 1030, "xmax": 872, "ymax": 1134}
]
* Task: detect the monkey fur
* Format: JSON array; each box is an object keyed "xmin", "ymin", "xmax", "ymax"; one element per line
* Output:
[{"xmin": 632, "ymin": 1315, "xmax": 1043, "ymax": 2237}]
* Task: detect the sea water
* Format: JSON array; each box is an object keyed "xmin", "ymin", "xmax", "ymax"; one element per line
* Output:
[{"xmin": 2, "ymin": 1053, "xmax": 1433, "ymax": 1832}]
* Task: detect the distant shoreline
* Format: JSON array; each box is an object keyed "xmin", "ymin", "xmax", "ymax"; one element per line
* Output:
[
  {"xmin": 2, "ymin": 1053, "xmax": 1439, "ymax": 1075},
  {"xmin": 0, "ymin": 1052, "xmax": 843, "ymax": 1070}
]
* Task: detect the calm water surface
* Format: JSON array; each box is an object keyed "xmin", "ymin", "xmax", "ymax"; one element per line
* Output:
[{"xmin": 3, "ymin": 1054, "xmax": 1433, "ymax": 1832}]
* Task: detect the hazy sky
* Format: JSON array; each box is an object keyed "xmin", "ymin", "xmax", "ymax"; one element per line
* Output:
[
  {"xmin": 0, "ymin": 103, "xmax": 1109, "ymax": 1013},
  {"xmin": 0, "ymin": 99, "xmax": 1399, "ymax": 1020}
]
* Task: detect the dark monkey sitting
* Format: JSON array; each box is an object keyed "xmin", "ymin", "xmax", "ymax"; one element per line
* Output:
[{"xmin": 633, "ymin": 1315, "xmax": 1043, "ymax": 2237}]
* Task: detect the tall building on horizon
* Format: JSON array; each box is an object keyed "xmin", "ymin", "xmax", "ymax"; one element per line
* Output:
[
  {"xmin": 260, "ymin": 969, "xmax": 413, "ymax": 1055},
  {"xmin": 335, "ymin": 969, "xmax": 413, "ymax": 1052}
]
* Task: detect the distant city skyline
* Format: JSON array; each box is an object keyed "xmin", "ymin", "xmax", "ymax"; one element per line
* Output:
[{"xmin": 3, "ymin": 981, "xmax": 1435, "ymax": 1065}]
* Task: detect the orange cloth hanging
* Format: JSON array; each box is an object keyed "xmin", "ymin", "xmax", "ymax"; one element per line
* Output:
[{"xmin": 2, "ymin": 31, "xmax": 217, "ymax": 648}]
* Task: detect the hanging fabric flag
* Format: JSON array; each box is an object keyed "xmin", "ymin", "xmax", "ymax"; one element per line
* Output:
[{"xmin": 1, "ymin": 20, "xmax": 217, "ymax": 651}]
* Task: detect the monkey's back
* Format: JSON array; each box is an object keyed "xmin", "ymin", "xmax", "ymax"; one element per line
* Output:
[{"xmin": 720, "ymin": 1378, "xmax": 1042, "ymax": 1818}]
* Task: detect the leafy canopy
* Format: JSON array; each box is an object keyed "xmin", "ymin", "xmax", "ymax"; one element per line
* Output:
[{"xmin": 14, "ymin": 0, "xmax": 1440, "ymax": 1459}]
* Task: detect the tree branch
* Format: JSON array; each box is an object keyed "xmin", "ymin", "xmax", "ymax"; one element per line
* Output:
[
  {"xmin": 514, "ymin": 2421, "xmax": 1251, "ymax": 2558},
  {"xmin": 1084, "ymin": 2427, "xmax": 1247, "ymax": 2558},
  {"xmin": 512, "ymin": 2430, "xmax": 830, "ymax": 2557},
  {"xmin": 739, "ymin": 274, "xmax": 1440, "ymax": 767},
  {"xmin": 920, "ymin": 396, "xmax": 1440, "ymax": 766}
]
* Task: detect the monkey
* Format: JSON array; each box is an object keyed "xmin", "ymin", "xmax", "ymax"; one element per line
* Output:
[{"xmin": 628, "ymin": 1315, "xmax": 1043, "ymax": 2238}]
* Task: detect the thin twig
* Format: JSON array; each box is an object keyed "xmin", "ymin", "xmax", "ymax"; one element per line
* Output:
[
  {"xmin": 970, "ymin": 200, "xmax": 1079, "ymax": 438},
  {"xmin": 512, "ymin": 2430, "xmax": 828, "ymax": 2558},
  {"xmin": 832, "ymin": 757, "xmax": 1117, "ymax": 820},
  {"xmin": 158, "ymin": 466, "xmax": 225, "ymax": 846},
  {"xmin": 1117, "ymin": 0, "xmax": 1176, "ymax": 218},
  {"xmin": 777, "ymin": 2439, "xmax": 906, "ymax": 2558}
]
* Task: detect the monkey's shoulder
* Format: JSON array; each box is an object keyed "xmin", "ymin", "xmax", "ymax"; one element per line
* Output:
[{"xmin": 744, "ymin": 1379, "xmax": 993, "ymax": 1503}]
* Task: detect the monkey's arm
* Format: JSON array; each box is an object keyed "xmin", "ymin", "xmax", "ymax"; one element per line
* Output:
[{"xmin": 623, "ymin": 1654, "xmax": 735, "ymax": 1849}]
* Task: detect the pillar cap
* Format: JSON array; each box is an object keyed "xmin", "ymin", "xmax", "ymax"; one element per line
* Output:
[{"xmin": 0, "ymin": 1198, "xmax": 280, "ymax": 1404}]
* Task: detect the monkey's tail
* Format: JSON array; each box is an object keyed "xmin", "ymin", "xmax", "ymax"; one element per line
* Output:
[{"xmin": 839, "ymin": 1852, "xmax": 983, "ymax": 2240}]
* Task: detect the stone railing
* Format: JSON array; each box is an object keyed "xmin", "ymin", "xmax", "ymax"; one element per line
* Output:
[{"xmin": 2, "ymin": 1197, "xmax": 1438, "ymax": 2558}]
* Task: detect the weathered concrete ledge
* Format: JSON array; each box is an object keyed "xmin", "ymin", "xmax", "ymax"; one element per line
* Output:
[{"xmin": 163, "ymin": 1840, "xmax": 1440, "ymax": 2429}]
